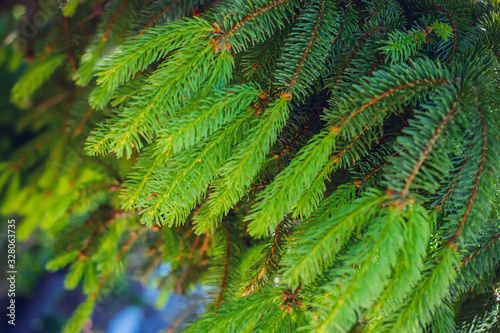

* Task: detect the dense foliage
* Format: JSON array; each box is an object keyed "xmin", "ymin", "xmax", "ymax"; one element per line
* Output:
[{"xmin": 2, "ymin": 0, "xmax": 500, "ymax": 331}]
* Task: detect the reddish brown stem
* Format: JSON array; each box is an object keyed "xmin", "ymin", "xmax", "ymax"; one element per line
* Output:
[
  {"xmin": 276, "ymin": 101, "xmax": 326, "ymax": 158},
  {"xmin": 288, "ymin": 1, "xmax": 325, "ymax": 91},
  {"xmin": 90, "ymin": 228, "xmax": 146, "ymax": 300},
  {"xmin": 346, "ymin": 78, "xmax": 450, "ymax": 127},
  {"xmin": 366, "ymin": 53, "xmax": 384, "ymax": 78},
  {"xmin": 401, "ymin": 98, "xmax": 459, "ymax": 197},
  {"xmin": 79, "ymin": 217, "xmax": 115, "ymax": 257},
  {"xmin": 447, "ymin": 106, "xmax": 487, "ymax": 246},
  {"xmin": 141, "ymin": 251, "xmax": 167, "ymax": 283},
  {"xmin": 77, "ymin": 0, "xmax": 108, "ymax": 26},
  {"xmin": 331, "ymin": 6, "xmax": 348, "ymax": 47},
  {"xmin": 334, "ymin": 33, "xmax": 370, "ymax": 87},
  {"xmin": 439, "ymin": 143, "xmax": 473, "ymax": 210},
  {"xmin": 63, "ymin": 16, "xmax": 77, "ymax": 71},
  {"xmin": 166, "ymin": 296, "xmax": 208, "ymax": 333},
  {"xmin": 461, "ymin": 231, "xmax": 500, "ymax": 267},
  {"xmin": 102, "ymin": 0, "xmax": 128, "ymax": 41},
  {"xmin": 249, "ymin": 28, "xmax": 281, "ymax": 73},
  {"xmin": 216, "ymin": 225, "xmax": 231, "ymax": 308},
  {"xmin": 11, "ymin": 130, "xmax": 61, "ymax": 171},
  {"xmin": 74, "ymin": 108, "xmax": 94, "ymax": 136},
  {"xmin": 139, "ymin": 0, "xmax": 183, "ymax": 34},
  {"xmin": 175, "ymin": 261, "xmax": 196, "ymax": 294},
  {"xmin": 144, "ymin": 235, "xmax": 164, "ymax": 257},
  {"xmin": 221, "ymin": 0, "xmax": 292, "ymax": 39},
  {"xmin": 188, "ymin": 235, "xmax": 201, "ymax": 258},
  {"xmin": 354, "ymin": 151, "xmax": 400, "ymax": 187},
  {"xmin": 373, "ymin": 0, "xmax": 380, "ymax": 16},
  {"xmin": 243, "ymin": 221, "xmax": 286, "ymax": 296}
]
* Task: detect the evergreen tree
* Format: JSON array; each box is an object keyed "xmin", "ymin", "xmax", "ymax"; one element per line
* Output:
[{"xmin": 2, "ymin": 0, "xmax": 500, "ymax": 331}]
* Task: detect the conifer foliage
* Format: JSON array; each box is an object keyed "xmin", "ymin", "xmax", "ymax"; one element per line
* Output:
[{"xmin": 3, "ymin": 0, "xmax": 500, "ymax": 331}]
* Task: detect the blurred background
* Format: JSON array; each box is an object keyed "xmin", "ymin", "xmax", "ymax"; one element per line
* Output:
[{"xmin": 0, "ymin": 1, "xmax": 210, "ymax": 332}]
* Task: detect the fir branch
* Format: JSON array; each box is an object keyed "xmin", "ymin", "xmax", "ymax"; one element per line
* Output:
[
  {"xmin": 74, "ymin": 108, "xmax": 94, "ymax": 136},
  {"xmin": 102, "ymin": 0, "xmax": 128, "ymax": 42},
  {"xmin": 140, "ymin": 250, "xmax": 168, "ymax": 283},
  {"xmin": 438, "ymin": 144, "xmax": 473, "ymax": 210},
  {"xmin": 165, "ymin": 295, "xmax": 208, "ymax": 333},
  {"xmin": 281, "ymin": 190, "xmax": 382, "ymax": 286},
  {"xmin": 79, "ymin": 216, "xmax": 115, "ymax": 258},
  {"xmin": 461, "ymin": 231, "xmax": 500, "ymax": 268},
  {"xmin": 220, "ymin": 0, "xmax": 293, "ymax": 39},
  {"xmin": 11, "ymin": 54, "xmax": 66, "ymax": 106},
  {"xmin": 243, "ymin": 220, "xmax": 289, "ymax": 296},
  {"xmin": 63, "ymin": 16, "xmax": 77, "ymax": 72},
  {"xmin": 139, "ymin": 101, "xmax": 254, "ymax": 226},
  {"xmin": 91, "ymin": 17, "xmax": 214, "ymax": 101},
  {"xmin": 312, "ymin": 205, "xmax": 428, "ymax": 333},
  {"xmin": 275, "ymin": 0, "xmax": 338, "ymax": 101},
  {"xmin": 344, "ymin": 78, "xmax": 450, "ymax": 125},
  {"xmin": 10, "ymin": 3, "xmax": 500, "ymax": 332},
  {"xmin": 194, "ymin": 97, "xmax": 289, "ymax": 234},
  {"xmin": 287, "ymin": 0, "xmax": 325, "ymax": 92},
  {"xmin": 447, "ymin": 106, "xmax": 487, "ymax": 246},
  {"xmin": 432, "ymin": 4, "xmax": 457, "ymax": 63},
  {"xmin": 275, "ymin": 100, "xmax": 325, "ymax": 158},
  {"xmin": 334, "ymin": 31, "xmax": 371, "ymax": 86},
  {"xmin": 138, "ymin": 0, "xmax": 180, "ymax": 34},
  {"xmin": 381, "ymin": 247, "xmax": 460, "ymax": 332},
  {"xmin": 400, "ymin": 95, "xmax": 460, "ymax": 198},
  {"xmin": 330, "ymin": 4, "xmax": 348, "ymax": 47},
  {"xmin": 89, "ymin": 227, "xmax": 147, "ymax": 300},
  {"xmin": 216, "ymin": 224, "xmax": 231, "ymax": 308}
]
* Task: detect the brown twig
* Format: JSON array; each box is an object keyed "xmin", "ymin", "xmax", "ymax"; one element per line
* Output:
[
  {"xmin": 102, "ymin": 0, "xmax": 128, "ymax": 42},
  {"xmin": 275, "ymin": 100, "xmax": 326, "ymax": 158},
  {"xmin": 331, "ymin": 5, "xmax": 348, "ymax": 47},
  {"xmin": 188, "ymin": 235, "xmax": 201, "ymax": 258},
  {"xmin": 141, "ymin": 251, "xmax": 168, "ymax": 283},
  {"xmin": 74, "ymin": 108, "xmax": 94, "ymax": 136},
  {"xmin": 221, "ymin": 0, "xmax": 292, "ymax": 39},
  {"xmin": 89, "ymin": 228, "xmax": 147, "ymax": 300},
  {"xmin": 339, "ymin": 78, "xmax": 450, "ymax": 132},
  {"xmin": 400, "ymin": 98, "xmax": 459, "ymax": 198},
  {"xmin": 77, "ymin": 0, "xmax": 109, "ymax": 26},
  {"xmin": 447, "ymin": 106, "xmax": 487, "ymax": 247},
  {"xmin": 287, "ymin": 1, "xmax": 325, "ymax": 91},
  {"xmin": 353, "ymin": 151, "xmax": 400, "ymax": 187},
  {"xmin": 461, "ymin": 231, "xmax": 500, "ymax": 267},
  {"xmin": 165, "ymin": 295, "xmax": 208, "ymax": 333},
  {"xmin": 144, "ymin": 235, "xmax": 164, "ymax": 257},
  {"xmin": 62, "ymin": 16, "xmax": 77, "ymax": 72},
  {"xmin": 139, "ymin": 0, "xmax": 183, "ymax": 34},
  {"xmin": 216, "ymin": 224, "xmax": 231, "ymax": 308},
  {"xmin": 10, "ymin": 130, "xmax": 61, "ymax": 171},
  {"xmin": 243, "ymin": 221, "xmax": 286, "ymax": 296},
  {"xmin": 79, "ymin": 216, "xmax": 115, "ymax": 258},
  {"xmin": 439, "ymin": 142, "xmax": 474, "ymax": 210},
  {"xmin": 175, "ymin": 261, "xmax": 196, "ymax": 294}
]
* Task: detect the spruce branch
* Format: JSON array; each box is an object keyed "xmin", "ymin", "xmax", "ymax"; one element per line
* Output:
[
  {"xmin": 216, "ymin": 223, "xmax": 231, "ymax": 308},
  {"xmin": 399, "ymin": 92, "xmax": 460, "ymax": 198},
  {"xmin": 447, "ymin": 106, "xmax": 487, "ymax": 246}
]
